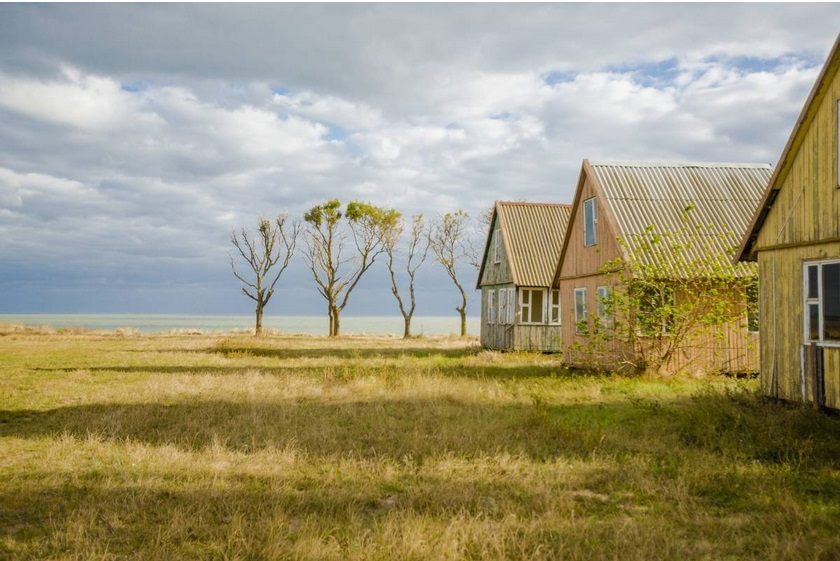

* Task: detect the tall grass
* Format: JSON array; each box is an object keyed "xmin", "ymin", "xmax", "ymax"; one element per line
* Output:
[{"xmin": 0, "ymin": 333, "xmax": 838, "ymax": 560}]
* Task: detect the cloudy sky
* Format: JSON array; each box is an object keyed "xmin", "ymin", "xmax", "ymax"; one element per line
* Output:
[{"xmin": 0, "ymin": 4, "xmax": 837, "ymax": 317}]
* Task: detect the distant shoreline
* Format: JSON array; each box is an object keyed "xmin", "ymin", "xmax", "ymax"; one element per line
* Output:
[{"xmin": 0, "ymin": 314, "xmax": 481, "ymax": 336}]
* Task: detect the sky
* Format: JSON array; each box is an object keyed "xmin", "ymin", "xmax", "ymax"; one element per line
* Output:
[{"xmin": 0, "ymin": 4, "xmax": 838, "ymax": 317}]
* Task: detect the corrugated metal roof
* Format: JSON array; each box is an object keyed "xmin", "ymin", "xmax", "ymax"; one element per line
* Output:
[
  {"xmin": 589, "ymin": 162, "xmax": 772, "ymax": 278},
  {"xmin": 497, "ymin": 201, "xmax": 571, "ymax": 286}
]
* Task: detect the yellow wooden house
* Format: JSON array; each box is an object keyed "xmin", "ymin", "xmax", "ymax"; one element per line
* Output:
[{"xmin": 736, "ymin": 34, "xmax": 840, "ymax": 408}]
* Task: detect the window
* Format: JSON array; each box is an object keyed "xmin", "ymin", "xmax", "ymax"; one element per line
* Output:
[
  {"xmin": 583, "ymin": 197, "xmax": 598, "ymax": 247},
  {"xmin": 487, "ymin": 289, "xmax": 496, "ymax": 324},
  {"xmin": 493, "ymin": 229, "xmax": 501, "ymax": 264},
  {"xmin": 549, "ymin": 290, "xmax": 561, "ymax": 324},
  {"xmin": 746, "ymin": 281, "xmax": 759, "ymax": 333},
  {"xmin": 597, "ymin": 286, "xmax": 611, "ymax": 327},
  {"xmin": 520, "ymin": 288, "xmax": 545, "ymax": 324},
  {"xmin": 635, "ymin": 284, "xmax": 675, "ymax": 336},
  {"xmin": 506, "ymin": 287, "xmax": 515, "ymax": 324},
  {"xmin": 804, "ymin": 261, "xmax": 840, "ymax": 344},
  {"xmin": 574, "ymin": 288, "xmax": 588, "ymax": 334},
  {"xmin": 498, "ymin": 288, "xmax": 507, "ymax": 325}
]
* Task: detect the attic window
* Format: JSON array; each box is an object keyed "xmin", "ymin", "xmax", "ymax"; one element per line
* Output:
[
  {"xmin": 583, "ymin": 197, "xmax": 598, "ymax": 247},
  {"xmin": 493, "ymin": 228, "xmax": 501, "ymax": 264}
]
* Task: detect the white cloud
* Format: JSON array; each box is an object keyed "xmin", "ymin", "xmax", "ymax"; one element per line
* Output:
[
  {"xmin": 0, "ymin": 66, "xmax": 157, "ymax": 130},
  {"xmin": 0, "ymin": 4, "xmax": 835, "ymax": 314}
]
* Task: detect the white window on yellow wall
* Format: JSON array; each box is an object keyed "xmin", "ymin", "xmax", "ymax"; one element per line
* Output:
[
  {"xmin": 549, "ymin": 289, "xmax": 561, "ymax": 324},
  {"xmin": 487, "ymin": 289, "xmax": 496, "ymax": 324},
  {"xmin": 493, "ymin": 229, "xmax": 501, "ymax": 264},
  {"xmin": 804, "ymin": 260, "xmax": 840, "ymax": 343}
]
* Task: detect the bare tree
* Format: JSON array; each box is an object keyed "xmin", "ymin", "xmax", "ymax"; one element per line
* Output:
[
  {"xmin": 303, "ymin": 200, "xmax": 400, "ymax": 337},
  {"xmin": 383, "ymin": 214, "xmax": 430, "ymax": 338},
  {"xmin": 230, "ymin": 215, "xmax": 300, "ymax": 335},
  {"xmin": 466, "ymin": 205, "xmax": 494, "ymax": 272},
  {"xmin": 430, "ymin": 210, "xmax": 471, "ymax": 337}
]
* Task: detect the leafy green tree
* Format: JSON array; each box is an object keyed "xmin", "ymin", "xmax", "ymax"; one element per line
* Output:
[
  {"xmin": 303, "ymin": 200, "xmax": 400, "ymax": 337},
  {"xmin": 575, "ymin": 206, "xmax": 757, "ymax": 374}
]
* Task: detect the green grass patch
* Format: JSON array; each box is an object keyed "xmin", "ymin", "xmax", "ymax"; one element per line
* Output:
[{"xmin": 1, "ymin": 332, "xmax": 839, "ymax": 560}]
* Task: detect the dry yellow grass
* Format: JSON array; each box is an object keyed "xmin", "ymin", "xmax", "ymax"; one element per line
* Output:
[{"xmin": 1, "ymin": 331, "xmax": 839, "ymax": 560}]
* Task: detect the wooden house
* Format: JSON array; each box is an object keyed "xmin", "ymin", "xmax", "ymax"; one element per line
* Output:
[
  {"xmin": 477, "ymin": 201, "xmax": 572, "ymax": 351},
  {"xmin": 736, "ymin": 34, "xmax": 840, "ymax": 408},
  {"xmin": 554, "ymin": 160, "xmax": 772, "ymax": 374}
]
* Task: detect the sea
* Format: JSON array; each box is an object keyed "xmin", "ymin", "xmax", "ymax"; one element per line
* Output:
[{"xmin": 0, "ymin": 314, "xmax": 481, "ymax": 336}]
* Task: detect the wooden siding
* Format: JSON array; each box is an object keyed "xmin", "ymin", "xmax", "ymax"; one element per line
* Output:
[
  {"xmin": 479, "ymin": 213, "xmax": 513, "ymax": 286},
  {"xmin": 748, "ymin": 45, "xmax": 840, "ymax": 408},
  {"xmin": 557, "ymin": 172, "xmax": 624, "ymax": 282},
  {"xmin": 754, "ymin": 65, "xmax": 840, "ymax": 253},
  {"xmin": 756, "ymin": 242, "xmax": 840, "ymax": 407},
  {"xmin": 559, "ymin": 165, "xmax": 760, "ymax": 374},
  {"xmin": 480, "ymin": 286, "xmax": 563, "ymax": 352}
]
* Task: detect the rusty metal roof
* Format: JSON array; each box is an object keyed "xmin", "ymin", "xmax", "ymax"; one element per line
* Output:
[
  {"xmin": 589, "ymin": 161, "xmax": 772, "ymax": 278},
  {"xmin": 496, "ymin": 201, "xmax": 572, "ymax": 287}
]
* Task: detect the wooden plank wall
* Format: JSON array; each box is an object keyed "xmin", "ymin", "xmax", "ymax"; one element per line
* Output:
[
  {"xmin": 479, "ymin": 215, "xmax": 514, "ymax": 286},
  {"xmin": 513, "ymin": 324, "xmax": 563, "ymax": 352},
  {"xmin": 757, "ymin": 242, "xmax": 840, "ymax": 406},
  {"xmin": 754, "ymin": 65, "xmax": 840, "ymax": 251},
  {"xmin": 751, "ymin": 62, "xmax": 840, "ymax": 407}
]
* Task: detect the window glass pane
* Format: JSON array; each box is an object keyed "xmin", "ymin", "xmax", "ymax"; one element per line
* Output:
[
  {"xmin": 823, "ymin": 263, "xmax": 840, "ymax": 341},
  {"xmin": 584, "ymin": 199, "xmax": 596, "ymax": 246},
  {"xmin": 597, "ymin": 287, "xmax": 609, "ymax": 320},
  {"xmin": 531, "ymin": 290, "xmax": 544, "ymax": 323},
  {"xmin": 552, "ymin": 290, "xmax": 560, "ymax": 306},
  {"xmin": 575, "ymin": 289, "xmax": 587, "ymax": 333},
  {"xmin": 809, "ymin": 303, "xmax": 820, "ymax": 341},
  {"xmin": 808, "ymin": 265, "xmax": 819, "ymax": 299},
  {"xmin": 520, "ymin": 290, "xmax": 530, "ymax": 322}
]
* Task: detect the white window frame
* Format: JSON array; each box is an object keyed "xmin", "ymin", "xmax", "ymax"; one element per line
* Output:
[
  {"xmin": 583, "ymin": 197, "xmax": 598, "ymax": 247},
  {"xmin": 803, "ymin": 259, "xmax": 840, "ymax": 347},
  {"xmin": 506, "ymin": 287, "xmax": 515, "ymax": 324},
  {"xmin": 574, "ymin": 287, "xmax": 588, "ymax": 335},
  {"xmin": 487, "ymin": 289, "xmax": 496, "ymax": 324},
  {"xmin": 549, "ymin": 289, "xmax": 561, "ymax": 325},
  {"xmin": 493, "ymin": 228, "xmax": 501, "ymax": 264},
  {"xmin": 498, "ymin": 287, "xmax": 507, "ymax": 325},
  {"xmin": 596, "ymin": 286, "xmax": 611, "ymax": 327},
  {"xmin": 519, "ymin": 288, "xmax": 547, "ymax": 324}
]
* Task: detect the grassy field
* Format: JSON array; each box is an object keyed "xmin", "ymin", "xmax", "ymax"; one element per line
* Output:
[{"xmin": 1, "ymin": 328, "xmax": 840, "ymax": 560}]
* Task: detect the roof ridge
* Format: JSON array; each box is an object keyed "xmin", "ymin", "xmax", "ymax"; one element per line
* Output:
[
  {"xmin": 496, "ymin": 200, "xmax": 572, "ymax": 207},
  {"xmin": 589, "ymin": 160, "xmax": 772, "ymax": 168}
]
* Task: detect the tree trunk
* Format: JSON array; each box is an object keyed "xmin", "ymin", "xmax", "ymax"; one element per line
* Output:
[
  {"xmin": 255, "ymin": 300, "xmax": 264, "ymax": 336},
  {"xmin": 327, "ymin": 305, "xmax": 334, "ymax": 337},
  {"xmin": 332, "ymin": 308, "xmax": 341, "ymax": 337},
  {"xmin": 403, "ymin": 314, "xmax": 412, "ymax": 339},
  {"xmin": 459, "ymin": 308, "xmax": 467, "ymax": 337}
]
